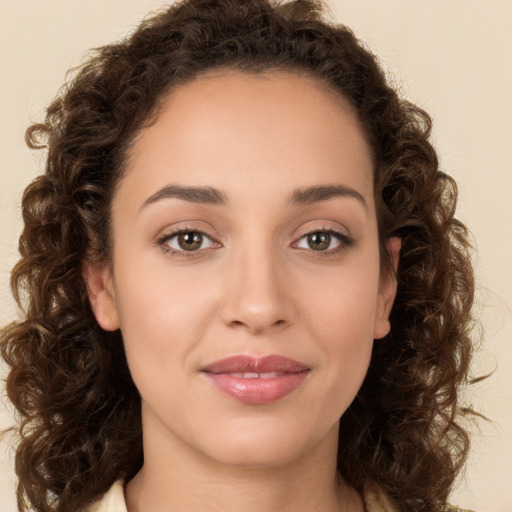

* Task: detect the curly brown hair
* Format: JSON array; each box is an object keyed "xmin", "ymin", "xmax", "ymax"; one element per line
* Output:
[{"xmin": 1, "ymin": 0, "xmax": 475, "ymax": 511}]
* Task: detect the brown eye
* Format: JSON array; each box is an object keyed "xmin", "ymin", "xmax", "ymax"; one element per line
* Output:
[
  {"xmin": 307, "ymin": 232, "xmax": 331, "ymax": 251},
  {"xmin": 160, "ymin": 230, "xmax": 217, "ymax": 253},
  {"xmin": 177, "ymin": 232, "xmax": 203, "ymax": 251},
  {"xmin": 294, "ymin": 230, "xmax": 351, "ymax": 253}
]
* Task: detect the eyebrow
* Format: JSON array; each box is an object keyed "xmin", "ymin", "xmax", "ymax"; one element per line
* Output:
[
  {"xmin": 140, "ymin": 182, "xmax": 367, "ymax": 212},
  {"xmin": 141, "ymin": 185, "xmax": 227, "ymax": 210},
  {"xmin": 290, "ymin": 184, "xmax": 367, "ymax": 210}
]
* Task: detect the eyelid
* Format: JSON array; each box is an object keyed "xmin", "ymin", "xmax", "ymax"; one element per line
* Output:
[
  {"xmin": 291, "ymin": 223, "xmax": 354, "ymax": 254},
  {"xmin": 155, "ymin": 224, "xmax": 223, "ymax": 256},
  {"xmin": 292, "ymin": 220, "xmax": 352, "ymax": 240}
]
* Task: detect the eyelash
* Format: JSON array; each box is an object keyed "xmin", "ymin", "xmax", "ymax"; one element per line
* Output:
[
  {"xmin": 156, "ymin": 227, "xmax": 354, "ymax": 257},
  {"xmin": 293, "ymin": 228, "xmax": 354, "ymax": 256},
  {"xmin": 156, "ymin": 227, "xmax": 221, "ymax": 257}
]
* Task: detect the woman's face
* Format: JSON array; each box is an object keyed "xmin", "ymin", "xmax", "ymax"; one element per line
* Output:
[{"xmin": 87, "ymin": 70, "xmax": 398, "ymax": 469}]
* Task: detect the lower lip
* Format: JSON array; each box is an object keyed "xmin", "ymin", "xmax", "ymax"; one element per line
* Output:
[{"xmin": 203, "ymin": 371, "xmax": 309, "ymax": 405}]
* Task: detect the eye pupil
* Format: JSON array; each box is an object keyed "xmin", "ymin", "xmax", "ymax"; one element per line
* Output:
[
  {"xmin": 178, "ymin": 232, "xmax": 203, "ymax": 251},
  {"xmin": 308, "ymin": 232, "xmax": 330, "ymax": 251}
]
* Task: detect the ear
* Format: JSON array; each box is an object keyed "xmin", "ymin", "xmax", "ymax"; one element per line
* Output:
[
  {"xmin": 373, "ymin": 237, "xmax": 401, "ymax": 340},
  {"xmin": 82, "ymin": 261, "xmax": 120, "ymax": 331}
]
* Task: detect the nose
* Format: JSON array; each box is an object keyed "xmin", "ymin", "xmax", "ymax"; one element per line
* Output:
[{"xmin": 221, "ymin": 247, "xmax": 294, "ymax": 335}]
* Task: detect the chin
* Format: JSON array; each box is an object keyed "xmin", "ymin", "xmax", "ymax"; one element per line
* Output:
[
  {"xmin": 208, "ymin": 438, "xmax": 308, "ymax": 469},
  {"xmin": 195, "ymin": 415, "xmax": 337, "ymax": 470}
]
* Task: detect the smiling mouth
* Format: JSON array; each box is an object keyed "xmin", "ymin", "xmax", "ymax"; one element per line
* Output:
[{"xmin": 201, "ymin": 355, "xmax": 310, "ymax": 404}]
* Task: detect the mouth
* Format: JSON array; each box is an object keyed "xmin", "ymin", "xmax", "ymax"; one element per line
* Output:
[{"xmin": 201, "ymin": 355, "xmax": 310, "ymax": 405}]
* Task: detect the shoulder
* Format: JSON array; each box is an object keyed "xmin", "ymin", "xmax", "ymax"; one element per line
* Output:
[{"xmin": 84, "ymin": 480, "xmax": 127, "ymax": 512}]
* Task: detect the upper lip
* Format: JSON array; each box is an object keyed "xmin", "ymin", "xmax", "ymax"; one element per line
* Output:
[{"xmin": 201, "ymin": 355, "xmax": 310, "ymax": 374}]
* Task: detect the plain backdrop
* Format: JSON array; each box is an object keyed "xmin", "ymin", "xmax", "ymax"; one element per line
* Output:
[{"xmin": 1, "ymin": 1, "xmax": 511, "ymax": 511}]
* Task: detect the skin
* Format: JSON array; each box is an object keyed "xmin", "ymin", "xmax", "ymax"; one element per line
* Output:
[{"xmin": 85, "ymin": 70, "xmax": 399, "ymax": 512}]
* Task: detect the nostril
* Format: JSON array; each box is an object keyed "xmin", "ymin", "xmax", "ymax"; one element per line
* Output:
[{"xmin": 228, "ymin": 318, "xmax": 287, "ymax": 332}]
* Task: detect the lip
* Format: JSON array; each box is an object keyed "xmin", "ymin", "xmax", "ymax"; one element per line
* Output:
[{"xmin": 201, "ymin": 355, "xmax": 310, "ymax": 405}]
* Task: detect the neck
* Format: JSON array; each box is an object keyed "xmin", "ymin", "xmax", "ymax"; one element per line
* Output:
[{"xmin": 125, "ymin": 415, "xmax": 363, "ymax": 512}]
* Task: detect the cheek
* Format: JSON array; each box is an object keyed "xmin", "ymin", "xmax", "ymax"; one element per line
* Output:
[
  {"xmin": 302, "ymin": 255, "xmax": 380, "ymax": 341},
  {"xmin": 299, "ymin": 255, "xmax": 380, "ymax": 389},
  {"xmin": 111, "ymin": 256, "xmax": 219, "ymax": 386},
  {"xmin": 114, "ymin": 243, "xmax": 217, "ymax": 327}
]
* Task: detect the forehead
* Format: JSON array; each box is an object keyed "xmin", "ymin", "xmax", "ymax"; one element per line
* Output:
[{"xmin": 121, "ymin": 69, "xmax": 374, "ymax": 209}]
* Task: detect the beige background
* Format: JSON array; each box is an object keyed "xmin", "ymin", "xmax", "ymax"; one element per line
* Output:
[{"xmin": 1, "ymin": 1, "xmax": 511, "ymax": 510}]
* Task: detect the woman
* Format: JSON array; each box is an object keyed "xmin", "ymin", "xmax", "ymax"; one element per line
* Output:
[{"xmin": 1, "ymin": 0, "xmax": 476, "ymax": 510}]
